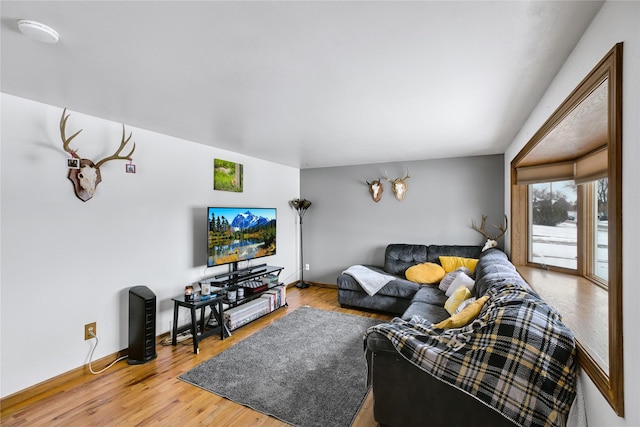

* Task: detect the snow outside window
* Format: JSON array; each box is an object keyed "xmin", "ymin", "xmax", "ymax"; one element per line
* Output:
[
  {"xmin": 593, "ymin": 178, "xmax": 609, "ymax": 282},
  {"xmin": 528, "ymin": 180, "xmax": 577, "ymax": 270}
]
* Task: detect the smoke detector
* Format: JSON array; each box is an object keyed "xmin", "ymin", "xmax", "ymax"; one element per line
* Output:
[{"xmin": 17, "ymin": 20, "xmax": 59, "ymax": 44}]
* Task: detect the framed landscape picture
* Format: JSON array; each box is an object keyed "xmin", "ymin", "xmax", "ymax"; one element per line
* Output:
[{"xmin": 214, "ymin": 158, "xmax": 243, "ymax": 192}]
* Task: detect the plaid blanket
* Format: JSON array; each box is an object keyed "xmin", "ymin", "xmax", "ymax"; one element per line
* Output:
[{"xmin": 366, "ymin": 282, "xmax": 577, "ymax": 427}]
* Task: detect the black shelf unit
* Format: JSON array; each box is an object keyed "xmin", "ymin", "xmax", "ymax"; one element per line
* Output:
[
  {"xmin": 206, "ymin": 265, "xmax": 286, "ymax": 331},
  {"xmin": 172, "ymin": 265, "xmax": 286, "ymax": 353}
]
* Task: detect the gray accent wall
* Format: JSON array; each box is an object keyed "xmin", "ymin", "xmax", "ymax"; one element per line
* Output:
[{"xmin": 300, "ymin": 155, "xmax": 504, "ymax": 284}]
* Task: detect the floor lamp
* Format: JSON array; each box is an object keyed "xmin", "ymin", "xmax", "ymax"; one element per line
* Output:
[{"xmin": 290, "ymin": 198, "xmax": 312, "ymax": 289}]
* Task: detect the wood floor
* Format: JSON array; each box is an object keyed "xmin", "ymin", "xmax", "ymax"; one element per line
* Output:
[{"xmin": 1, "ymin": 285, "xmax": 392, "ymax": 426}]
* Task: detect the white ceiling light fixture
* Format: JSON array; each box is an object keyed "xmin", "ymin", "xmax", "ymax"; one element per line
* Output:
[{"xmin": 17, "ymin": 20, "xmax": 59, "ymax": 44}]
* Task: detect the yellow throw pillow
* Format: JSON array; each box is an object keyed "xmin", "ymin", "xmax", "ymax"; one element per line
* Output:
[
  {"xmin": 434, "ymin": 296, "xmax": 490, "ymax": 329},
  {"xmin": 439, "ymin": 256, "xmax": 479, "ymax": 273},
  {"xmin": 405, "ymin": 262, "xmax": 446, "ymax": 284},
  {"xmin": 443, "ymin": 285, "xmax": 472, "ymax": 314}
]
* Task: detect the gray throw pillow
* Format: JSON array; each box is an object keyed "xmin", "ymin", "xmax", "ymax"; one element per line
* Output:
[{"xmin": 438, "ymin": 267, "xmax": 473, "ymax": 293}]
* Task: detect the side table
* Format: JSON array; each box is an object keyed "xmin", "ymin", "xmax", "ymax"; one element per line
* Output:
[{"xmin": 171, "ymin": 294, "xmax": 230, "ymax": 354}]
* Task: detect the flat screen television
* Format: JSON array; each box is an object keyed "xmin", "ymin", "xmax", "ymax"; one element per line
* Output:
[{"xmin": 207, "ymin": 207, "xmax": 277, "ymax": 268}]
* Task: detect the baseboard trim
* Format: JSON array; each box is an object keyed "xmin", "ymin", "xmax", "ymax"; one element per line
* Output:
[
  {"xmin": 287, "ymin": 280, "xmax": 336, "ymax": 289},
  {"xmin": 308, "ymin": 281, "xmax": 338, "ymax": 289},
  {"xmin": 0, "ymin": 348, "xmax": 128, "ymax": 411}
]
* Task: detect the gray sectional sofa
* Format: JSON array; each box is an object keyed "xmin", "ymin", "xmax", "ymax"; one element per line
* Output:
[
  {"xmin": 337, "ymin": 243, "xmax": 482, "ymax": 318},
  {"xmin": 337, "ymin": 244, "xmax": 578, "ymax": 427}
]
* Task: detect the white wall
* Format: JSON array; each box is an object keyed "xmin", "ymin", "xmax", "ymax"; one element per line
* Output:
[
  {"xmin": 504, "ymin": 2, "xmax": 639, "ymax": 426},
  {"xmin": 0, "ymin": 94, "xmax": 300, "ymax": 397}
]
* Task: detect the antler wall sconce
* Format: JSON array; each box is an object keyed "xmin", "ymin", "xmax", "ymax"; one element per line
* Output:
[{"xmin": 60, "ymin": 108, "xmax": 136, "ymax": 202}]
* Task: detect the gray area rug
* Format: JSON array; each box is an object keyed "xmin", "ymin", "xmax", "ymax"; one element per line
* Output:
[{"xmin": 179, "ymin": 306, "xmax": 383, "ymax": 427}]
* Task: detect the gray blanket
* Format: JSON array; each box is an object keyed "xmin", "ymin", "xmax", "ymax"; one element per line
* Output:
[{"xmin": 342, "ymin": 265, "xmax": 395, "ymax": 296}]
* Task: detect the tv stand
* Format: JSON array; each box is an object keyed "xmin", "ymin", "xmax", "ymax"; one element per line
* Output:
[{"xmin": 202, "ymin": 265, "xmax": 286, "ymax": 333}]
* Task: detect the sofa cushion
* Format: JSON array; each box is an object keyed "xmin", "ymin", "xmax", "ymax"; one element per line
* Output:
[
  {"xmin": 384, "ymin": 244, "xmax": 428, "ymax": 276},
  {"xmin": 338, "ymin": 289, "xmax": 412, "ymax": 315},
  {"xmin": 401, "ymin": 301, "xmax": 449, "ymax": 323},
  {"xmin": 405, "ymin": 262, "xmax": 445, "ymax": 284},
  {"xmin": 376, "ymin": 278, "xmax": 421, "ymax": 299},
  {"xmin": 411, "ymin": 285, "xmax": 448, "ymax": 306}
]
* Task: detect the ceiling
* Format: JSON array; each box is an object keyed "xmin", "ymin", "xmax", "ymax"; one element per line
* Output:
[{"xmin": 1, "ymin": 1, "xmax": 603, "ymax": 169}]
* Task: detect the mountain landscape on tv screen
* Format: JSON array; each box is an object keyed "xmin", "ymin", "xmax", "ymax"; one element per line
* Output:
[
  {"xmin": 230, "ymin": 211, "xmax": 272, "ymax": 230},
  {"xmin": 208, "ymin": 209, "xmax": 276, "ymax": 266}
]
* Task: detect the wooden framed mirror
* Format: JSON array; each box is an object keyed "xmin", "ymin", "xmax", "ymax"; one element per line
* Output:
[{"xmin": 510, "ymin": 43, "xmax": 623, "ymax": 415}]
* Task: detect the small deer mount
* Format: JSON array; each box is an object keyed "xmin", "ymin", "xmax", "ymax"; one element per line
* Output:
[
  {"xmin": 60, "ymin": 108, "xmax": 136, "ymax": 202},
  {"xmin": 384, "ymin": 168, "xmax": 411, "ymax": 201},
  {"xmin": 472, "ymin": 214, "xmax": 508, "ymax": 251},
  {"xmin": 365, "ymin": 178, "xmax": 384, "ymax": 202}
]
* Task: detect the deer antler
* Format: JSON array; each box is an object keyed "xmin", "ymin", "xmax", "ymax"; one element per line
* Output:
[
  {"xmin": 401, "ymin": 167, "xmax": 410, "ymax": 181},
  {"xmin": 472, "ymin": 215, "xmax": 491, "ymax": 239},
  {"xmin": 493, "ymin": 215, "xmax": 508, "ymax": 240},
  {"xmin": 94, "ymin": 125, "xmax": 136, "ymax": 169},
  {"xmin": 383, "ymin": 168, "xmax": 411, "ymax": 182},
  {"xmin": 60, "ymin": 108, "xmax": 83, "ymax": 158},
  {"xmin": 472, "ymin": 214, "xmax": 508, "ymax": 240}
]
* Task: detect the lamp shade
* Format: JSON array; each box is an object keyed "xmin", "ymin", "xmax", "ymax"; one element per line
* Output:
[{"xmin": 290, "ymin": 198, "xmax": 312, "ymax": 218}]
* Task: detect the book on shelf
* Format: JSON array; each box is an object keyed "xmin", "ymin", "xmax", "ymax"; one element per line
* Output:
[
  {"xmin": 224, "ymin": 298, "xmax": 270, "ymax": 330},
  {"xmin": 262, "ymin": 285, "xmax": 285, "ymax": 310},
  {"xmin": 259, "ymin": 293, "xmax": 275, "ymax": 312},
  {"xmin": 221, "ymin": 283, "xmax": 286, "ymax": 330}
]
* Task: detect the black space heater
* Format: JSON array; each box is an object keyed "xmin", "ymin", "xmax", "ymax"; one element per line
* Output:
[{"xmin": 128, "ymin": 285, "xmax": 157, "ymax": 365}]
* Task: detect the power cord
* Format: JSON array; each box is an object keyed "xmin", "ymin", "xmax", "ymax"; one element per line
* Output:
[
  {"xmin": 87, "ymin": 331, "xmax": 128, "ymax": 375},
  {"xmin": 160, "ymin": 330, "xmax": 193, "ymax": 346}
]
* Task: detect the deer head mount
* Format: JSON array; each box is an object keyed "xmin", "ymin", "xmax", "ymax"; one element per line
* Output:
[
  {"xmin": 60, "ymin": 108, "xmax": 135, "ymax": 202},
  {"xmin": 384, "ymin": 168, "xmax": 411, "ymax": 201},
  {"xmin": 472, "ymin": 214, "xmax": 508, "ymax": 251},
  {"xmin": 365, "ymin": 178, "xmax": 384, "ymax": 202}
]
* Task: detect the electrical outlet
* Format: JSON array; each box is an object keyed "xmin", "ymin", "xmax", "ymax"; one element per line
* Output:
[
  {"xmin": 305, "ymin": 264, "xmax": 310, "ymax": 271},
  {"xmin": 84, "ymin": 322, "xmax": 96, "ymax": 340}
]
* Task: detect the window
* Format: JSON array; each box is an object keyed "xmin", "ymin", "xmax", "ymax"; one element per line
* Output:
[
  {"xmin": 593, "ymin": 178, "xmax": 609, "ymax": 282},
  {"xmin": 511, "ymin": 44, "xmax": 623, "ymax": 415},
  {"xmin": 529, "ymin": 180, "xmax": 577, "ymax": 270},
  {"xmin": 527, "ymin": 177, "xmax": 609, "ymax": 284}
]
